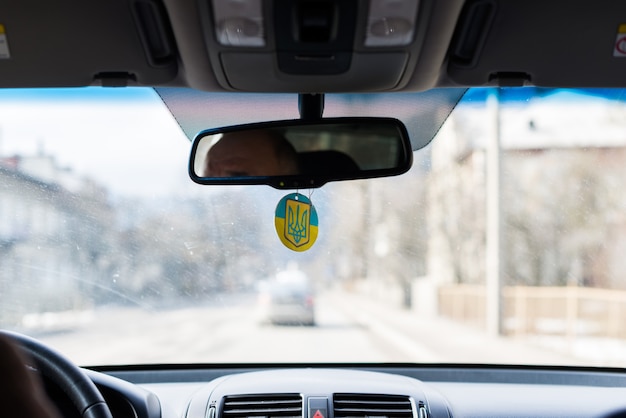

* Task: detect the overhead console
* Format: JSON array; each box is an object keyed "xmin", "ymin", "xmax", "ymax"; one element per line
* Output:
[
  {"xmin": 447, "ymin": 0, "xmax": 626, "ymax": 87},
  {"xmin": 197, "ymin": 0, "xmax": 460, "ymax": 92}
]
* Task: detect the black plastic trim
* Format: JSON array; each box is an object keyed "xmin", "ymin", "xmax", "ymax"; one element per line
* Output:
[
  {"xmin": 92, "ymin": 363, "xmax": 626, "ymax": 388},
  {"xmin": 449, "ymin": 0, "xmax": 496, "ymax": 68},
  {"xmin": 132, "ymin": 0, "xmax": 177, "ymax": 68}
]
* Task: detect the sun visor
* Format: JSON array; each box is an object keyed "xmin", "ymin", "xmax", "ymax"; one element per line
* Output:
[
  {"xmin": 448, "ymin": 0, "xmax": 626, "ymax": 87},
  {"xmin": 0, "ymin": 0, "xmax": 177, "ymax": 88}
]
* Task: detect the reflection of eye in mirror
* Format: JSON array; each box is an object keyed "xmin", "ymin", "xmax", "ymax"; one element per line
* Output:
[{"xmin": 189, "ymin": 117, "xmax": 413, "ymax": 189}]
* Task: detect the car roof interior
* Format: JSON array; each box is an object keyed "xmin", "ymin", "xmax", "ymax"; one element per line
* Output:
[{"xmin": 3, "ymin": 0, "xmax": 625, "ymax": 92}]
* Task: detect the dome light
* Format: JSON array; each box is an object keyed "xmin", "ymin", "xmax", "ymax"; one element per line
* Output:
[
  {"xmin": 365, "ymin": 0, "xmax": 418, "ymax": 46},
  {"xmin": 212, "ymin": 0, "xmax": 265, "ymax": 47}
]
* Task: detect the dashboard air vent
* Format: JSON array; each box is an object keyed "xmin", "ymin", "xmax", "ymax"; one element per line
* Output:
[
  {"xmin": 333, "ymin": 394, "xmax": 413, "ymax": 418},
  {"xmin": 222, "ymin": 394, "xmax": 303, "ymax": 418}
]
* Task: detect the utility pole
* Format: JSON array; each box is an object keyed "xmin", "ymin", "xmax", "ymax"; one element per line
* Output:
[{"xmin": 486, "ymin": 88, "xmax": 503, "ymax": 336}]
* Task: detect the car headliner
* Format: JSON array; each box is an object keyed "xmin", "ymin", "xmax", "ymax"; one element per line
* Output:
[{"xmin": 2, "ymin": 0, "xmax": 626, "ymax": 92}]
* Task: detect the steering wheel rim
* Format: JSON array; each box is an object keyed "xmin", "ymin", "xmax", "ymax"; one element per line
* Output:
[{"xmin": 0, "ymin": 330, "xmax": 112, "ymax": 418}]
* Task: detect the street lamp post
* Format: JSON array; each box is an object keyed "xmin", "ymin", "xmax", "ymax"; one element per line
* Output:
[{"xmin": 486, "ymin": 88, "xmax": 503, "ymax": 336}]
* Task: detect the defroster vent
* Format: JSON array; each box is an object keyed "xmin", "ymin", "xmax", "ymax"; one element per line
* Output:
[
  {"xmin": 222, "ymin": 394, "xmax": 303, "ymax": 418},
  {"xmin": 333, "ymin": 394, "xmax": 414, "ymax": 418}
]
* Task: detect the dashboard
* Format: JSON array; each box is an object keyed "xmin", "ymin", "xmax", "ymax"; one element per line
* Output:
[{"xmin": 70, "ymin": 365, "xmax": 626, "ymax": 418}]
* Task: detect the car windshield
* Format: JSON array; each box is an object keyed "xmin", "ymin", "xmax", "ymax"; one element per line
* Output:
[{"xmin": 2, "ymin": 87, "xmax": 626, "ymax": 367}]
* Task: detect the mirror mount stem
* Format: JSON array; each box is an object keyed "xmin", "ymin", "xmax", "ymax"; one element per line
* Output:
[{"xmin": 298, "ymin": 94, "xmax": 325, "ymax": 120}]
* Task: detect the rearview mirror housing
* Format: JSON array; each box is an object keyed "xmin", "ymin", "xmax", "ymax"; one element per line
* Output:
[{"xmin": 189, "ymin": 117, "xmax": 413, "ymax": 189}]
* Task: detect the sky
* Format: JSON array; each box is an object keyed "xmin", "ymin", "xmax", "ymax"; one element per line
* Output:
[
  {"xmin": 455, "ymin": 89, "xmax": 626, "ymax": 150},
  {"xmin": 0, "ymin": 88, "xmax": 197, "ymax": 198}
]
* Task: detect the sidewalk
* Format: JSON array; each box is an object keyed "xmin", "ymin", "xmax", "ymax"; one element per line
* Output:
[{"xmin": 327, "ymin": 289, "xmax": 587, "ymax": 366}]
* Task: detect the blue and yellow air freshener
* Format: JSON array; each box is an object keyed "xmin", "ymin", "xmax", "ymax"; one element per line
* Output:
[{"xmin": 274, "ymin": 193, "xmax": 318, "ymax": 252}]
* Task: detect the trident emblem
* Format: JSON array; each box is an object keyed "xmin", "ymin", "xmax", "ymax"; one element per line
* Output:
[{"xmin": 285, "ymin": 198, "xmax": 310, "ymax": 246}]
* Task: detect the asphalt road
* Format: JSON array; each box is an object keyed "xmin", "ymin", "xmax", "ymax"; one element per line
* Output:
[{"xmin": 32, "ymin": 290, "xmax": 586, "ymax": 367}]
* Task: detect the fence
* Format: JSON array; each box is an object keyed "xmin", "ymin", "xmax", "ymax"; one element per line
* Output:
[{"xmin": 438, "ymin": 284, "xmax": 626, "ymax": 339}]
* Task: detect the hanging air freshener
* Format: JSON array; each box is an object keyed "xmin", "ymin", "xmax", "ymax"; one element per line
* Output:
[{"xmin": 274, "ymin": 192, "xmax": 318, "ymax": 252}]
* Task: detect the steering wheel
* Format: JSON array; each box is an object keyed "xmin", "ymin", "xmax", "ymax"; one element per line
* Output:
[{"xmin": 0, "ymin": 330, "xmax": 113, "ymax": 418}]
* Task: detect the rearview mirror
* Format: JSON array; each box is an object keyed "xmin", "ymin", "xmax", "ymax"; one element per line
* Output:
[{"xmin": 189, "ymin": 117, "xmax": 412, "ymax": 189}]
